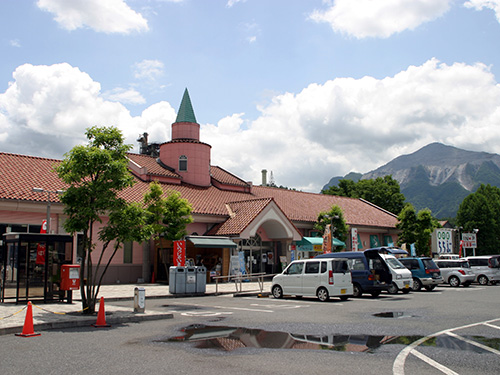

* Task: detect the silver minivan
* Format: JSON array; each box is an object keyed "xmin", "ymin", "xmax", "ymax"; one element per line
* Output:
[
  {"xmin": 464, "ymin": 255, "xmax": 500, "ymax": 285},
  {"xmin": 271, "ymin": 258, "xmax": 354, "ymax": 302}
]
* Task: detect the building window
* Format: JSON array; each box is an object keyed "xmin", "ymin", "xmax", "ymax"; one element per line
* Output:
[
  {"xmin": 179, "ymin": 155, "xmax": 187, "ymax": 171},
  {"xmin": 124, "ymin": 241, "xmax": 133, "ymax": 264}
]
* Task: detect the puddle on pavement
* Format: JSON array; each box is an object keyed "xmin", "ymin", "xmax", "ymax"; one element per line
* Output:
[
  {"xmin": 373, "ymin": 311, "xmax": 416, "ymax": 318},
  {"xmin": 162, "ymin": 304, "xmax": 203, "ymax": 311},
  {"xmin": 159, "ymin": 324, "xmax": 500, "ymax": 354}
]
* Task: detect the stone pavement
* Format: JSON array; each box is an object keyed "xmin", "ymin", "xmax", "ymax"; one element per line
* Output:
[{"xmin": 0, "ymin": 280, "xmax": 272, "ymax": 336}]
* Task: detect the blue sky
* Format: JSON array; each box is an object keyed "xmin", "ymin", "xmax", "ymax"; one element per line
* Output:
[{"xmin": 1, "ymin": 0, "xmax": 500, "ymax": 192}]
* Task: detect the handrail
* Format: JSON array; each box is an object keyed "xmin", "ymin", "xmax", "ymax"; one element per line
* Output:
[{"xmin": 212, "ymin": 273, "xmax": 277, "ymax": 295}]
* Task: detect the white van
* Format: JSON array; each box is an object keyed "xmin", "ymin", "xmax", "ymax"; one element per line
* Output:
[
  {"xmin": 379, "ymin": 254, "xmax": 413, "ymax": 294},
  {"xmin": 464, "ymin": 255, "xmax": 500, "ymax": 285},
  {"xmin": 271, "ymin": 258, "xmax": 354, "ymax": 302}
]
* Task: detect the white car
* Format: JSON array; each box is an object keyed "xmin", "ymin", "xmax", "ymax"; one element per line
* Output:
[
  {"xmin": 464, "ymin": 255, "xmax": 500, "ymax": 285},
  {"xmin": 435, "ymin": 259, "xmax": 475, "ymax": 287},
  {"xmin": 271, "ymin": 258, "xmax": 354, "ymax": 302},
  {"xmin": 379, "ymin": 254, "xmax": 413, "ymax": 294}
]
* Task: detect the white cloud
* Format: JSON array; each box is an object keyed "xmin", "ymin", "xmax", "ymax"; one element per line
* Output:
[
  {"xmin": 309, "ymin": 0, "xmax": 452, "ymax": 38},
  {"xmin": 0, "ymin": 63, "xmax": 175, "ymax": 158},
  {"xmin": 103, "ymin": 87, "xmax": 146, "ymax": 105},
  {"xmin": 133, "ymin": 59, "xmax": 164, "ymax": 81},
  {"xmin": 203, "ymin": 59, "xmax": 500, "ymax": 191},
  {"xmin": 227, "ymin": 0, "xmax": 247, "ymax": 8},
  {"xmin": 10, "ymin": 39, "xmax": 21, "ymax": 48},
  {"xmin": 37, "ymin": 0, "xmax": 148, "ymax": 34},
  {"xmin": 2, "ymin": 61, "xmax": 500, "ymax": 193},
  {"xmin": 465, "ymin": 0, "xmax": 500, "ymax": 22}
]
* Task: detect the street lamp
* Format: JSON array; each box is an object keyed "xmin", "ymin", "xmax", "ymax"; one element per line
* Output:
[{"xmin": 32, "ymin": 188, "xmax": 65, "ymax": 234}]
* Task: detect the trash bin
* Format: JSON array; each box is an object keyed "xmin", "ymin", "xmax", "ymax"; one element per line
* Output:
[
  {"xmin": 196, "ymin": 266, "xmax": 206, "ymax": 293},
  {"xmin": 185, "ymin": 267, "xmax": 196, "ymax": 294},
  {"xmin": 134, "ymin": 287, "xmax": 145, "ymax": 313},
  {"xmin": 169, "ymin": 266, "xmax": 186, "ymax": 294}
]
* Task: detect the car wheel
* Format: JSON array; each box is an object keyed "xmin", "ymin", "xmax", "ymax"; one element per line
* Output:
[
  {"xmin": 272, "ymin": 285, "xmax": 283, "ymax": 299},
  {"xmin": 339, "ymin": 296, "xmax": 349, "ymax": 301},
  {"xmin": 401, "ymin": 288, "xmax": 411, "ymax": 294},
  {"xmin": 353, "ymin": 284, "xmax": 363, "ymax": 297},
  {"xmin": 387, "ymin": 282, "xmax": 399, "ymax": 295},
  {"xmin": 424, "ymin": 285, "xmax": 436, "ymax": 291},
  {"xmin": 449, "ymin": 276, "xmax": 460, "ymax": 287},
  {"xmin": 317, "ymin": 287, "xmax": 329, "ymax": 302},
  {"xmin": 412, "ymin": 278, "xmax": 422, "ymax": 291},
  {"xmin": 371, "ymin": 290, "xmax": 381, "ymax": 298},
  {"xmin": 478, "ymin": 275, "xmax": 489, "ymax": 285}
]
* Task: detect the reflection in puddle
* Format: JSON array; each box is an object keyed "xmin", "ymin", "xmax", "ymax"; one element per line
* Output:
[
  {"xmin": 373, "ymin": 311, "xmax": 416, "ymax": 318},
  {"xmin": 164, "ymin": 324, "xmax": 423, "ymax": 353},
  {"xmin": 163, "ymin": 325, "xmax": 500, "ymax": 354}
]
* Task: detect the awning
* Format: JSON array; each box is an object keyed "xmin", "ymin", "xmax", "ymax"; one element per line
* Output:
[
  {"xmin": 332, "ymin": 238, "xmax": 346, "ymax": 247},
  {"xmin": 186, "ymin": 236, "xmax": 237, "ymax": 248},
  {"xmin": 295, "ymin": 237, "xmax": 324, "ymax": 252}
]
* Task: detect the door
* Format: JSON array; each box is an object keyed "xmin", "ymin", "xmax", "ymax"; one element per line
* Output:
[
  {"xmin": 282, "ymin": 261, "xmax": 304, "ymax": 295},
  {"xmin": 302, "ymin": 261, "xmax": 320, "ymax": 296}
]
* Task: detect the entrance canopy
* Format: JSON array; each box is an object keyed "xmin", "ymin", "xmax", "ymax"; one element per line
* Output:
[
  {"xmin": 186, "ymin": 235, "xmax": 237, "ymax": 248},
  {"xmin": 296, "ymin": 237, "xmax": 323, "ymax": 252}
]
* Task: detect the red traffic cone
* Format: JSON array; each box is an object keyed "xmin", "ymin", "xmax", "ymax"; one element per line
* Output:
[
  {"xmin": 92, "ymin": 297, "xmax": 110, "ymax": 328},
  {"xmin": 16, "ymin": 302, "xmax": 41, "ymax": 337}
]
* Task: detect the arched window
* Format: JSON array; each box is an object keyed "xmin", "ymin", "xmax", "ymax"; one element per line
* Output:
[{"xmin": 179, "ymin": 155, "xmax": 187, "ymax": 171}]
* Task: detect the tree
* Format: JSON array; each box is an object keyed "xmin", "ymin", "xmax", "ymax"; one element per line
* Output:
[
  {"xmin": 396, "ymin": 203, "xmax": 439, "ymax": 256},
  {"xmin": 314, "ymin": 205, "xmax": 349, "ymax": 248},
  {"xmin": 322, "ymin": 176, "xmax": 405, "ymax": 215},
  {"xmin": 143, "ymin": 181, "xmax": 193, "ymax": 277},
  {"xmin": 456, "ymin": 184, "xmax": 500, "ymax": 255},
  {"xmin": 56, "ymin": 126, "xmax": 145, "ymax": 314}
]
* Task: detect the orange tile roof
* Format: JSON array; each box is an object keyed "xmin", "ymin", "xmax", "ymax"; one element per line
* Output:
[
  {"xmin": 210, "ymin": 166, "xmax": 250, "ymax": 187},
  {"xmin": 0, "ymin": 152, "xmax": 398, "ymax": 229},
  {"xmin": 127, "ymin": 153, "xmax": 180, "ymax": 179}
]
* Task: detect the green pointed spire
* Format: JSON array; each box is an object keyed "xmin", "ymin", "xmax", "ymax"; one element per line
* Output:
[{"xmin": 175, "ymin": 88, "xmax": 197, "ymax": 123}]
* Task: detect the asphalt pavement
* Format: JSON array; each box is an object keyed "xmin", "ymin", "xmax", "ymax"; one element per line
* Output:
[{"xmin": 0, "ymin": 280, "xmax": 272, "ymax": 336}]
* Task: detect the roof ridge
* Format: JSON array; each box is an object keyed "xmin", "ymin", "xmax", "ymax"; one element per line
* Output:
[{"xmin": 0, "ymin": 151, "xmax": 62, "ymax": 162}]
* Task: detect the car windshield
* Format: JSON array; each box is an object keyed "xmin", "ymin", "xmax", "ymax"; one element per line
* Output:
[
  {"xmin": 489, "ymin": 256, "xmax": 500, "ymax": 268},
  {"xmin": 385, "ymin": 257, "xmax": 407, "ymax": 270},
  {"xmin": 459, "ymin": 261, "xmax": 471, "ymax": 269},
  {"xmin": 422, "ymin": 259, "xmax": 438, "ymax": 269}
]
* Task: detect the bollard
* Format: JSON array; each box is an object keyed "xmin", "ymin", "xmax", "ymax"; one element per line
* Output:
[{"xmin": 134, "ymin": 287, "xmax": 146, "ymax": 313}]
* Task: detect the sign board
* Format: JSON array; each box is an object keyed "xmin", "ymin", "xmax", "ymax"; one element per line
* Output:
[
  {"xmin": 351, "ymin": 228, "xmax": 358, "ymax": 251},
  {"xmin": 173, "ymin": 240, "xmax": 186, "ymax": 266},
  {"xmin": 462, "ymin": 233, "xmax": 477, "ymax": 248},
  {"xmin": 436, "ymin": 229, "xmax": 453, "ymax": 254}
]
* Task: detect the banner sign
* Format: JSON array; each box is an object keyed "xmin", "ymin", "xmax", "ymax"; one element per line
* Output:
[
  {"xmin": 351, "ymin": 228, "xmax": 358, "ymax": 251},
  {"xmin": 436, "ymin": 229, "xmax": 453, "ymax": 254},
  {"xmin": 36, "ymin": 243, "xmax": 46, "ymax": 265},
  {"xmin": 173, "ymin": 240, "xmax": 186, "ymax": 266},
  {"xmin": 322, "ymin": 224, "xmax": 332, "ymax": 253},
  {"xmin": 40, "ymin": 220, "xmax": 47, "ymax": 234}
]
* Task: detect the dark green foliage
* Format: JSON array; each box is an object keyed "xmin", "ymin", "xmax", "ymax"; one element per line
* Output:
[
  {"xmin": 396, "ymin": 204, "xmax": 439, "ymax": 256},
  {"xmin": 314, "ymin": 205, "xmax": 349, "ymax": 245},
  {"xmin": 456, "ymin": 184, "xmax": 500, "ymax": 255}
]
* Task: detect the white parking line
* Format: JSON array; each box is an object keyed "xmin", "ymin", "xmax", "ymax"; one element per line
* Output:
[
  {"xmin": 410, "ymin": 349, "xmax": 459, "ymax": 375},
  {"xmin": 445, "ymin": 331, "xmax": 500, "ymax": 355},
  {"xmin": 393, "ymin": 317, "xmax": 500, "ymax": 375}
]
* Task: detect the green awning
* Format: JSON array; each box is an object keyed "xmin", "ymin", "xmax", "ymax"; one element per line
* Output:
[
  {"xmin": 296, "ymin": 237, "xmax": 324, "ymax": 252},
  {"xmin": 187, "ymin": 236, "xmax": 237, "ymax": 248},
  {"xmin": 332, "ymin": 238, "xmax": 346, "ymax": 247},
  {"xmin": 302, "ymin": 237, "xmax": 324, "ymax": 246}
]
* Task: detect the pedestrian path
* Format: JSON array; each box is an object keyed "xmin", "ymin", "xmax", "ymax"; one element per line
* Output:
[{"xmin": 0, "ymin": 281, "xmax": 272, "ymax": 336}]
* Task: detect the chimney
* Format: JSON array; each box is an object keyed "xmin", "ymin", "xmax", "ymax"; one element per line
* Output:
[{"xmin": 261, "ymin": 169, "xmax": 267, "ymax": 186}]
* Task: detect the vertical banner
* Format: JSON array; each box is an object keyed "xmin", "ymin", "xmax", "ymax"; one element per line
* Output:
[
  {"xmin": 436, "ymin": 229, "xmax": 453, "ymax": 254},
  {"xmin": 351, "ymin": 228, "xmax": 358, "ymax": 251},
  {"xmin": 322, "ymin": 224, "xmax": 332, "ymax": 253},
  {"xmin": 40, "ymin": 220, "xmax": 47, "ymax": 234},
  {"xmin": 36, "ymin": 243, "xmax": 46, "ymax": 265},
  {"xmin": 173, "ymin": 240, "xmax": 186, "ymax": 266}
]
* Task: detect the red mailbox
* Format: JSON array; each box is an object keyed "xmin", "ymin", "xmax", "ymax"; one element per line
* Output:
[{"xmin": 61, "ymin": 264, "xmax": 80, "ymax": 291}]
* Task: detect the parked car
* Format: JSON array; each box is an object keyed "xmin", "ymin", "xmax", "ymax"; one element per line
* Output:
[
  {"xmin": 315, "ymin": 249, "xmax": 392, "ymax": 297},
  {"xmin": 434, "ymin": 259, "xmax": 475, "ymax": 287},
  {"xmin": 271, "ymin": 258, "xmax": 353, "ymax": 302},
  {"xmin": 399, "ymin": 257, "xmax": 442, "ymax": 291},
  {"xmin": 379, "ymin": 253, "xmax": 413, "ymax": 294},
  {"xmin": 464, "ymin": 255, "xmax": 500, "ymax": 285}
]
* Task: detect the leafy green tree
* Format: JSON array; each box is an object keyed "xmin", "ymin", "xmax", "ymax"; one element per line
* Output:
[
  {"xmin": 143, "ymin": 182, "xmax": 193, "ymax": 277},
  {"xmin": 314, "ymin": 205, "xmax": 349, "ymax": 247},
  {"xmin": 456, "ymin": 184, "xmax": 500, "ymax": 255},
  {"xmin": 322, "ymin": 176, "xmax": 405, "ymax": 215},
  {"xmin": 396, "ymin": 203, "xmax": 439, "ymax": 256},
  {"xmin": 56, "ymin": 126, "xmax": 145, "ymax": 313}
]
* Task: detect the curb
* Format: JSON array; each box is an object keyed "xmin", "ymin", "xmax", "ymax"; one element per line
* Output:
[{"xmin": 0, "ymin": 312, "xmax": 174, "ymax": 337}]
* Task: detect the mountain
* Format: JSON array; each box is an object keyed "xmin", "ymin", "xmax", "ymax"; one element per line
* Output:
[{"xmin": 323, "ymin": 143, "xmax": 500, "ymax": 218}]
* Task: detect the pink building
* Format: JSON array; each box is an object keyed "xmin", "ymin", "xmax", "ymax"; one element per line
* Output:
[{"xmin": 0, "ymin": 89, "xmax": 400, "ymax": 291}]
